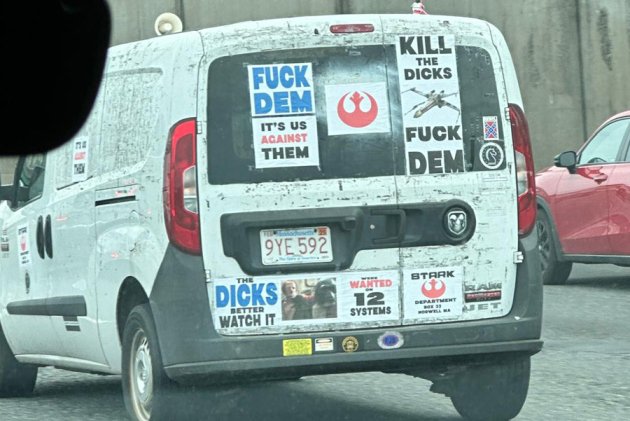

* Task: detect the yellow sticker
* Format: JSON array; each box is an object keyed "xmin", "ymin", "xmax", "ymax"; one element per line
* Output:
[{"xmin": 283, "ymin": 339, "xmax": 313, "ymax": 357}]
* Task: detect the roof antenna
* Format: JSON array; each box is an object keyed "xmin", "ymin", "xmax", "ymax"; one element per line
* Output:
[{"xmin": 412, "ymin": 0, "xmax": 429, "ymax": 15}]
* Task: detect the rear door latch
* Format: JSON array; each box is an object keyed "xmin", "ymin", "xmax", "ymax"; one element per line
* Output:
[{"xmin": 514, "ymin": 251, "xmax": 524, "ymax": 264}]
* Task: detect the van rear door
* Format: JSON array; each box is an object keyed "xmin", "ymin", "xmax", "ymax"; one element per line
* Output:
[
  {"xmin": 198, "ymin": 17, "xmax": 405, "ymax": 335},
  {"xmin": 381, "ymin": 16, "xmax": 520, "ymax": 323}
]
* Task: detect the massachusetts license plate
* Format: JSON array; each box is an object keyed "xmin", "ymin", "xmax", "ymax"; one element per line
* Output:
[{"xmin": 260, "ymin": 226, "xmax": 333, "ymax": 265}]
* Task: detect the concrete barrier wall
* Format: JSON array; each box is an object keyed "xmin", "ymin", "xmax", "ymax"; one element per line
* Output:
[
  {"xmin": 0, "ymin": 157, "xmax": 18, "ymax": 185},
  {"xmin": 578, "ymin": 0, "xmax": 630, "ymax": 136},
  {"xmin": 106, "ymin": 0, "xmax": 630, "ymax": 169}
]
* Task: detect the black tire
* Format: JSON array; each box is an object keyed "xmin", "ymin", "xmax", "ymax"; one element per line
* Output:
[
  {"xmin": 450, "ymin": 357, "xmax": 531, "ymax": 421},
  {"xmin": 536, "ymin": 211, "xmax": 572, "ymax": 285},
  {"xmin": 122, "ymin": 304, "xmax": 176, "ymax": 421},
  {"xmin": 0, "ymin": 325, "xmax": 38, "ymax": 397}
]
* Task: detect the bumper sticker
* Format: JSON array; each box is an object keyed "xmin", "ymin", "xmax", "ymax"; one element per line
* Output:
[
  {"xmin": 403, "ymin": 267, "xmax": 464, "ymax": 322},
  {"xmin": 283, "ymin": 339, "xmax": 312, "ymax": 357},
  {"xmin": 342, "ymin": 336, "xmax": 359, "ymax": 353},
  {"xmin": 314, "ymin": 338, "xmax": 334, "ymax": 352},
  {"xmin": 378, "ymin": 331, "xmax": 404, "ymax": 350}
]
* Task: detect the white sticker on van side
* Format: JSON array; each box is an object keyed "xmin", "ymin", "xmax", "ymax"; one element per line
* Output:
[
  {"xmin": 248, "ymin": 63, "xmax": 320, "ymax": 169},
  {"xmin": 0, "ymin": 229, "xmax": 9, "ymax": 257},
  {"xmin": 17, "ymin": 225, "xmax": 31, "ymax": 267},
  {"xmin": 396, "ymin": 35, "xmax": 465, "ymax": 175},
  {"xmin": 72, "ymin": 136, "xmax": 89, "ymax": 182},
  {"xmin": 325, "ymin": 83, "xmax": 391, "ymax": 136}
]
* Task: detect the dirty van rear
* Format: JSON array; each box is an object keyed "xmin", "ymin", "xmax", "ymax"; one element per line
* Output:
[{"xmin": 0, "ymin": 14, "xmax": 542, "ymax": 421}]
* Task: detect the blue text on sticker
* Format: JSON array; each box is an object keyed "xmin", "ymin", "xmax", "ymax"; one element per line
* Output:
[
  {"xmin": 250, "ymin": 64, "xmax": 314, "ymax": 115},
  {"xmin": 216, "ymin": 283, "xmax": 278, "ymax": 308}
]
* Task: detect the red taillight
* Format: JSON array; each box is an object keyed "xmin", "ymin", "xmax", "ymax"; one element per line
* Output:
[
  {"xmin": 330, "ymin": 24, "xmax": 375, "ymax": 34},
  {"xmin": 163, "ymin": 118, "xmax": 200, "ymax": 254},
  {"xmin": 509, "ymin": 104, "xmax": 537, "ymax": 237}
]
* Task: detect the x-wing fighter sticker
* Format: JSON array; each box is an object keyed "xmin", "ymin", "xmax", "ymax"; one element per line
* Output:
[{"xmin": 403, "ymin": 88, "xmax": 461, "ymax": 122}]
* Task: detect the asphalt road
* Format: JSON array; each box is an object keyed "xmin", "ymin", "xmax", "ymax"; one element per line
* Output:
[{"xmin": 1, "ymin": 264, "xmax": 628, "ymax": 421}]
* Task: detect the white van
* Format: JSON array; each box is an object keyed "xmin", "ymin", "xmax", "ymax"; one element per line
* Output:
[{"xmin": 0, "ymin": 14, "xmax": 542, "ymax": 421}]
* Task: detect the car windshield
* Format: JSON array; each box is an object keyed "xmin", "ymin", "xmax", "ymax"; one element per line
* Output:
[{"xmin": 0, "ymin": 2, "xmax": 628, "ymax": 421}]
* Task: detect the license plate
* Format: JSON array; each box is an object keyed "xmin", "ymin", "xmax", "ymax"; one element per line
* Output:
[{"xmin": 260, "ymin": 226, "xmax": 333, "ymax": 265}]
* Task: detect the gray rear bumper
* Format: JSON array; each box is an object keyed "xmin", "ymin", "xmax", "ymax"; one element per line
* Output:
[{"xmin": 151, "ymin": 231, "xmax": 542, "ymax": 384}]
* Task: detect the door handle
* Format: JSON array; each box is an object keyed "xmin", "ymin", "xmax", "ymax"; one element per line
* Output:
[
  {"xmin": 36, "ymin": 216, "xmax": 45, "ymax": 259},
  {"xmin": 44, "ymin": 215, "xmax": 53, "ymax": 258},
  {"xmin": 372, "ymin": 209, "xmax": 407, "ymax": 245},
  {"xmin": 593, "ymin": 174, "xmax": 608, "ymax": 183}
]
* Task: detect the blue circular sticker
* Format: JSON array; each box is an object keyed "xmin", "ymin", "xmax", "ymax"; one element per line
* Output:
[{"xmin": 377, "ymin": 331, "xmax": 404, "ymax": 350}]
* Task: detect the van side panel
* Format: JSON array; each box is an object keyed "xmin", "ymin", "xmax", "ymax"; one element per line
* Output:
[{"xmin": 92, "ymin": 33, "xmax": 204, "ymax": 372}]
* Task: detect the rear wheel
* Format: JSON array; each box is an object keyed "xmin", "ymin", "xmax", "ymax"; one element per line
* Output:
[
  {"xmin": 536, "ymin": 211, "xmax": 572, "ymax": 285},
  {"xmin": 449, "ymin": 357, "xmax": 530, "ymax": 421},
  {"xmin": 0, "ymin": 325, "xmax": 38, "ymax": 397},
  {"xmin": 122, "ymin": 304, "xmax": 175, "ymax": 421}
]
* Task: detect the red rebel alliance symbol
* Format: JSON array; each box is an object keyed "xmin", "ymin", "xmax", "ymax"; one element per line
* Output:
[
  {"xmin": 421, "ymin": 278, "xmax": 446, "ymax": 299},
  {"xmin": 337, "ymin": 91, "xmax": 379, "ymax": 128}
]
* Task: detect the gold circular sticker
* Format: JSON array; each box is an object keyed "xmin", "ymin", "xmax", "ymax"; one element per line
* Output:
[{"xmin": 342, "ymin": 336, "xmax": 359, "ymax": 353}]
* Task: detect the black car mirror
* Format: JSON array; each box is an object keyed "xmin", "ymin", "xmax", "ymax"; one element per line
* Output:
[{"xmin": 554, "ymin": 151, "xmax": 577, "ymax": 174}]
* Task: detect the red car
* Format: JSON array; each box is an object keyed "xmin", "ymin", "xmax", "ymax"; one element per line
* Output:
[{"xmin": 536, "ymin": 110, "xmax": 630, "ymax": 284}]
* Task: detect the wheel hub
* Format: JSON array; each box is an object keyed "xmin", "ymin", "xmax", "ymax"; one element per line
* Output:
[{"xmin": 130, "ymin": 330, "xmax": 153, "ymax": 421}]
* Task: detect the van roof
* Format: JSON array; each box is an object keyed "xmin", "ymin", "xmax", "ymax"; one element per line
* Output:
[{"xmin": 197, "ymin": 14, "xmax": 495, "ymax": 38}]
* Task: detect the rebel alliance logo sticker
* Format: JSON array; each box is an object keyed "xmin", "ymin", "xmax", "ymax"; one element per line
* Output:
[
  {"xmin": 337, "ymin": 91, "xmax": 378, "ymax": 128},
  {"xmin": 326, "ymin": 82, "xmax": 391, "ymax": 136},
  {"xmin": 403, "ymin": 267, "xmax": 464, "ymax": 322},
  {"xmin": 421, "ymin": 278, "xmax": 446, "ymax": 299}
]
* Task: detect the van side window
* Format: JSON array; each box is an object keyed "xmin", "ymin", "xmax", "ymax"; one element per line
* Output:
[
  {"xmin": 15, "ymin": 154, "xmax": 46, "ymax": 208},
  {"xmin": 99, "ymin": 71, "xmax": 163, "ymax": 175}
]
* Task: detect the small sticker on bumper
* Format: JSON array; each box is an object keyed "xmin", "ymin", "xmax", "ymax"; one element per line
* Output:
[
  {"xmin": 283, "ymin": 339, "xmax": 312, "ymax": 357},
  {"xmin": 378, "ymin": 331, "xmax": 404, "ymax": 350},
  {"xmin": 314, "ymin": 338, "xmax": 334, "ymax": 352},
  {"xmin": 342, "ymin": 336, "xmax": 359, "ymax": 353}
]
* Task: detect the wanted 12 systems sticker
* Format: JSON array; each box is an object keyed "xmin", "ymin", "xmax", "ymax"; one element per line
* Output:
[
  {"xmin": 396, "ymin": 35, "xmax": 465, "ymax": 175},
  {"xmin": 340, "ymin": 271, "xmax": 400, "ymax": 322},
  {"xmin": 403, "ymin": 267, "xmax": 463, "ymax": 322},
  {"xmin": 325, "ymin": 82, "xmax": 391, "ymax": 136},
  {"xmin": 248, "ymin": 63, "xmax": 320, "ymax": 169}
]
